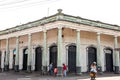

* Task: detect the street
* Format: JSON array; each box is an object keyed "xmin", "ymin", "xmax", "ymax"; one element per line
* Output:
[
  {"xmin": 80, "ymin": 76, "xmax": 120, "ymax": 80},
  {"xmin": 0, "ymin": 71, "xmax": 120, "ymax": 80}
]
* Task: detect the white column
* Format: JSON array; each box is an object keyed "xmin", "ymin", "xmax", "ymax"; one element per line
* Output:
[
  {"xmin": 1, "ymin": 50, "xmax": 5, "ymax": 72},
  {"xmin": 5, "ymin": 38, "xmax": 9, "ymax": 71},
  {"xmin": 66, "ymin": 46, "xmax": 68, "ymax": 66},
  {"xmin": 31, "ymin": 47, "xmax": 35, "ymax": 71},
  {"xmin": 15, "ymin": 36, "xmax": 19, "ymax": 71},
  {"xmin": 46, "ymin": 47, "xmax": 49, "ymax": 71},
  {"xmin": 27, "ymin": 33, "xmax": 32, "ymax": 72},
  {"xmin": 9, "ymin": 50, "xmax": 13, "ymax": 69},
  {"xmin": 19, "ymin": 47, "xmax": 23, "ymax": 70},
  {"xmin": 114, "ymin": 35, "xmax": 119, "ymax": 74},
  {"xmin": 97, "ymin": 33, "xmax": 102, "ymax": 72},
  {"xmin": 76, "ymin": 30, "xmax": 81, "ymax": 74},
  {"xmin": 42, "ymin": 30, "xmax": 47, "ymax": 72},
  {"xmin": 57, "ymin": 27, "xmax": 63, "ymax": 75}
]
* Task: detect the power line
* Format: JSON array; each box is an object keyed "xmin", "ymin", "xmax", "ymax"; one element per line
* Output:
[
  {"xmin": 0, "ymin": 0, "xmax": 58, "ymax": 9},
  {"xmin": 0, "ymin": 0, "xmax": 59, "ymax": 10},
  {"xmin": 0, "ymin": 0, "xmax": 30, "ymax": 6},
  {"xmin": 0, "ymin": 0, "xmax": 55, "ymax": 6}
]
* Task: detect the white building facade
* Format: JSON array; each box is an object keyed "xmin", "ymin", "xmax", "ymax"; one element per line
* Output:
[{"xmin": 0, "ymin": 9, "xmax": 120, "ymax": 74}]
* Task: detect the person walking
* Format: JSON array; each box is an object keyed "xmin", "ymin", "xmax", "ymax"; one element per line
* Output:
[
  {"xmin": 49, "ymin": 63, "xmax": 53, "ymax": 75},
  {"xmin": 62, "ymin": 63, "xmax": 67, "ymax": 77},
  {"xmin": 90, "ymin": 62, "xmax": 97, "ymax": 80}
]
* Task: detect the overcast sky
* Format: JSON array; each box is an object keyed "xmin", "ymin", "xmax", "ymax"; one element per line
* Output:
[{"xmin": 0, "ymin": 0, "xmax": 120, "ymax": 30}]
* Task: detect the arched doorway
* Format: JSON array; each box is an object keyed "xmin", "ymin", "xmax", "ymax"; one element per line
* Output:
[
  {"xmin": 88, "ymin": 47, "xmax": 97, "ymax": 71},
  {"xmin": 23, "ymin": 48, "xmax": 28, "ymax": 70},
  {"xmin": 35, "ymin": 47, "xmax": 42, "ymax": 71},
  {"xmin": 68, "ymin": 45, "xmax": 76, "ymax": 73},
  {"xmin": 104, "ymin": 48, "xmax": 113, "ymax": 72},
  {"xmin": 4, "ymin": 50, "xmax": 9, "ymax": 71},
  {"xmin": 13, "ymin": 49, "xmax": 16, "ymax": 70},
  {"xmin": 49, "ymin": 45, "xmax": 57, "ymax": 68}
]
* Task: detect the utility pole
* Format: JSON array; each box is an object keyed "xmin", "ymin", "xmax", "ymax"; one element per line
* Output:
[{"xmin": 47, "ymin": 7, "xmax": 49, "ymax": 16}]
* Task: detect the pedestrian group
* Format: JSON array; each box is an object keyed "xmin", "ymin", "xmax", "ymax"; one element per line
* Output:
[{"xmin": 48, "ymin": 63, "xmax": 67, "ymax": 77}]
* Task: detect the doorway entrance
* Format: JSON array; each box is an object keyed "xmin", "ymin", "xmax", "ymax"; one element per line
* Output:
[
  {"xmin": 68, "ymin": 45, "xmax": 76, "ymax": 73},
  {"xmin": 88, "ymin": 47, "xmax": 97, "ymax": 71},
  {"xmin": 23, "ymin": 48, "xmax": 28, "ymax": 70},
  {"xmin": 49, "ymin": 45, "xmax": 57, "ymax": 68},
  {"xmin": 13, "ymin": 49, "xmax": 16, "ymax": 70},
  {"xmin": 105, "ymin": 48, "xmax": 113, "ymax": 72},
  {"xmin": 35, "ymin": 47, "xmax": 42, "ymax": 71}
]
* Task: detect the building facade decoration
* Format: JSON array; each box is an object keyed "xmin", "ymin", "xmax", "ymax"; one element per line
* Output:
[{"xmin": 0, "ymin": 9, "xmax": 120, "ymax": 74}]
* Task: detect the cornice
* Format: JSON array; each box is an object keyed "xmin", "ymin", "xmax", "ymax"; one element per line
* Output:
[{"xmin": 0, "ymin": 9, "xmax": 120, "ymax": 35}]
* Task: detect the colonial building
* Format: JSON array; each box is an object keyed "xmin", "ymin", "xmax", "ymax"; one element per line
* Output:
[{"xmin": 0, "ymin": 9, "xmax": 120, "ymax": 74}]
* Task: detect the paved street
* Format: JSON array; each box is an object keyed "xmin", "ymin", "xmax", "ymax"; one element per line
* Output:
[
  {"xmin": 0, "ymin": 71, "xmax": 120, "ymax": 80},
  {"xmin": 80, "ymin": 76, "xmax": 120, "ymax": 80}
]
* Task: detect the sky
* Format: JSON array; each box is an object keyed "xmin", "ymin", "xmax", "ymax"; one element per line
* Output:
[{"xmin": 0, "ymin": 0, "xmax": 120, "ymax": 30}]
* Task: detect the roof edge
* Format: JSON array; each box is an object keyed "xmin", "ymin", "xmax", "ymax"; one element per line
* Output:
[{"xmin": 0, "ymin": 9, "xmax": 120, "ymax": 35}]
